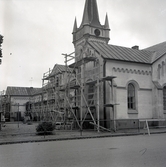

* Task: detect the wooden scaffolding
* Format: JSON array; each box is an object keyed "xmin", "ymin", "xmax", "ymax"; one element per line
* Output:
[
  {"xmin": 63, "ymin": 51, "xmax": 118, "ymax": 132},
  {"xmin": 30, "ymin": 51, "xmax": 118, "ymax": 132}
]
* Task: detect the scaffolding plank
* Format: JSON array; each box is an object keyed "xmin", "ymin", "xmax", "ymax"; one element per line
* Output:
[
  {"xmin": 104, "ymin": 103, "xmax": 119, "ymax": 107},
  {"xmin": 90, "ymin": 122, "xmax": 111, "ymax": 132},
  {"xmin": 69, "ymin": 57, "xmax": 96, "ymax": 68},
  {"xmin": 72, "ymin": 106, "xmax": 79, "ymax": 109},
  {"xmin": 89, "ymin": 105, "xmax": 96, "ymax": 109},
  {"xmin": 101, "ymin": 76, "xmax": 117, "ymax": 81},
  {"xmin": 70, "ymin": 85, "xmax": 80, "ymax": 89},
  {"xmin": 86, "ymin": 80, "xmax": 97, "ymax": 85}
]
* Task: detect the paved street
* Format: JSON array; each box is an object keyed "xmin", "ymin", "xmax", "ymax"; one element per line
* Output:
[{"xmin": 0, "ymin": 133, "xmax": 166, "ymax": 167}]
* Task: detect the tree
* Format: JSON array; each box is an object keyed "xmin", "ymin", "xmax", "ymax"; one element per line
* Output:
[{"xmin": 0, "ymin": 34, "xmax": 3, "ymax": 64}]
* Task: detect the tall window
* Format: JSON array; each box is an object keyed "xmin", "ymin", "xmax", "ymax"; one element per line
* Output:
[
  {"xmin": 56, "ymin": 77, "xmax": 59, "ymax": 87},
  {"xmin": 162, "ymin": 61, "xmax": 165, "ymax": 76},
  {"xmin": 128, "ymin": 83, "xmax": 136, "ymax": 110},
  {"xmin": 158, "ymin": 64, "xmax": 161, "ymax": 79},
  {"xmin": 163, "ymin": 86, "xmax": 166, "ymax": 110}
]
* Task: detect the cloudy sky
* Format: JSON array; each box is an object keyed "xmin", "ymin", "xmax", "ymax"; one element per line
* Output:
[{"xmin": 0, "ymin": 0, "xmax": 166, "ymax": 92}]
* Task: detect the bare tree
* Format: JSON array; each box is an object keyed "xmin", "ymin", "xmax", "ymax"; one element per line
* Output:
[{"xmin": 0, "ymin": 34, "xmax": 3, "ymax": 64}]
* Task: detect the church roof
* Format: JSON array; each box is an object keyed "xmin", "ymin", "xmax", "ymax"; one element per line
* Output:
[
  {"xmin": 143, "ymin": 41, "xmax": 166, "ymax": 63},
  {"xmin": 88, "ymin": 41, "xmax": 166, "ymax": 64},
  {"xmin": 89, "ymin": 41, "xmax": 152, "ymax": 64},
  {"xmin": 6, "ymin": 87, "xmax": 41, "ymax": 96}
]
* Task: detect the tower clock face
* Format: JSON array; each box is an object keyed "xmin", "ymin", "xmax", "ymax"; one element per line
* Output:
[{"xmin": 94, "ymin": 29, "xmax": 100, "ymax": 36}]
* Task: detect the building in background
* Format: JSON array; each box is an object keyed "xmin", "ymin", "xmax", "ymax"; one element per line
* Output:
[
  {"xmin": 27, "ymin": 64, "xmax": 75, "ymax": 123},
  {"xmin": 0, "ymin": 90, "xmax": 5, "ymax": 130},
  {"xmin": 4, "ymin": 87, "xmax": 41, "ymax": 121}
]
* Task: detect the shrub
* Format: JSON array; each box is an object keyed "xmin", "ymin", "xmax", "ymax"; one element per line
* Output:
[{"xmin": 36, "ymin": 122, "xmax": 55, "ymax": 135}]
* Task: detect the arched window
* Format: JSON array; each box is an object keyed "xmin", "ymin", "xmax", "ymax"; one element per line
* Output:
[
  {"xmin": 128, "ymin": 83, "xmax": 136, "ymax": 110},
  {"xmin": 163, "ymin": 86, "xmax": 166, "ymax": 110}
]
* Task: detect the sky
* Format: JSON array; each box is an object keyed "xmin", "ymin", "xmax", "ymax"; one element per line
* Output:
[{"xmin": 0, "ymin": 0, "xmax": 166, "ymax": 92}]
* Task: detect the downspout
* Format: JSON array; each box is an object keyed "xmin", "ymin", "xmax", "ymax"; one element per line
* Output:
[{"xmin": 103, "ymin": 59, "xmax": 106, "ymax": 128}]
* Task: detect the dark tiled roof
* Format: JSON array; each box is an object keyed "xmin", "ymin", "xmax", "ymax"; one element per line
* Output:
[
  {"xmin": 6, "ymin": 87, "xmax": 42, "ymax": 96},
  {"xmin": 32, "ymin": 88, "xmax": 42, "ymax": 95},
  {"xmin": 89, "ymin": 41, "xmax": 153, "ymax": 64},
  {"xmin": 143, "ymin": 41, "xmax": 166, "ymax": 63}
]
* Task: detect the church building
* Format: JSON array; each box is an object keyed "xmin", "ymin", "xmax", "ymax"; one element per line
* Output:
[
  {"xmin": 70, "ymin": 0, "xmax": 166, "ymax": 129},
  {"xmin": 3, "ymin": 0, "xmax": 166, "ymax": 131}
]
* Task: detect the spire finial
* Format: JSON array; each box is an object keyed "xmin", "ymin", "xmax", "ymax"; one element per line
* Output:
[
  {"xmin": 104, "ymin": 13, "xmax": 110, "ymax": 29},
  {"xmin": 73, "ymin": 17, "xmax": 77, "ymax": 33}
]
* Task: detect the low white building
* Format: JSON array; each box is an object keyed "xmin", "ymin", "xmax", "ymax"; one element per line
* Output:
[{"xmin": 5, "ymin": 87, "xmax": 41, "ymax": 121}]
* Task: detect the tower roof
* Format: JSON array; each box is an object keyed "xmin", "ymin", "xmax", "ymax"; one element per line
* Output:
[{"xmin": 80, "ymin": 0, "xmax": 102, "ymax": 28}]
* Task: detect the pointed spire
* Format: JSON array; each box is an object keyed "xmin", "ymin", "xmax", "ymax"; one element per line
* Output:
[
  {"xmin": 73, "ymin": 17, "xmax": 77, "ymax": 33},
  {"xmin": 80, "ymin": 0, "xmax": 102, "ymax": 28},
  {"xmin": 104, "ymin": 13, "xmax": 110, "ymax": 29}
]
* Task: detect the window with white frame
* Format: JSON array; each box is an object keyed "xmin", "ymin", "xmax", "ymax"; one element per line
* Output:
[{"xmin": 128, "ymin": 83, "xmax": 136, "ymax": 110}]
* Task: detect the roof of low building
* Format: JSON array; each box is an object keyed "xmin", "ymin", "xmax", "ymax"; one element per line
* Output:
[
  {"xmin": 49, "ymin": 64, "xmax": 73, "ymax": 77},
  {"xmin": 6, "ymin": 87, "xmax": 42, "ymax": 96}
]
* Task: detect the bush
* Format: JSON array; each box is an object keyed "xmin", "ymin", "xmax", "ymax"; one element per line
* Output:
[{"xmin": 36, "ymin": 122, "xmax": 55, "ymax": 135}]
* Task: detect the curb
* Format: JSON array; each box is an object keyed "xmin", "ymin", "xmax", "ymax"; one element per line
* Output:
[{"xmin": 1, "ymin": 131, "xmax": 166, "ymax": 145}]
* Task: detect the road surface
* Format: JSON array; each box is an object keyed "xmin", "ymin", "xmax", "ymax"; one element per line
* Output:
[{"xmin": 0, "ymin": 134, "xmax": 166, "ymax": 167}]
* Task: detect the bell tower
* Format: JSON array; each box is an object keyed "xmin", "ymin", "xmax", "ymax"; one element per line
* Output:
[{"xmin": 72, "ymin": 0, "xmax": 110, "ymax": 47}]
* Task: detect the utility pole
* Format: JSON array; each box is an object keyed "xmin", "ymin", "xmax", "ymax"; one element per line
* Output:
[
  {"xmin": 17, "ymin": 103, "xmax": 19, "ymax": 128},
  {"xmin": 97, "ymin": 78, "xmax": 100, "ymax": 133}
]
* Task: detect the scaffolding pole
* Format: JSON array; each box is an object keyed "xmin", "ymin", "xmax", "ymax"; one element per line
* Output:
[{"xmin": 97, "ymin": 78, "xmax": 100, "ymax": 133}]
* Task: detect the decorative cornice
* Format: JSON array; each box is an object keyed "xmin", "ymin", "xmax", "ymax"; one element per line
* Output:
[{"xmin": 113, "ymin": 67, "xmax": 151, "ymax": 75}]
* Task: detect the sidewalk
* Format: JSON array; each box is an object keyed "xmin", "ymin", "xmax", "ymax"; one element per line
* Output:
[{"xmin": 0, "ymin": 122, "xmax": 166, "ymax": 145}]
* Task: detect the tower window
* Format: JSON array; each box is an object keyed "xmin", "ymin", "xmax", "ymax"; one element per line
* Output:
[{"xmin": 94, "ymin": 29, "xmax": 100, "ymax": 36}]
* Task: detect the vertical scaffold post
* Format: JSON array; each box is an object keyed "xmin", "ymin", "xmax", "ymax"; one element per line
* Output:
[
  {"xmin": 64, "ymin": 54, "xmax": 68, "ymax": 129},
  {"xmin": 111, "ymin": 79, "xmax": 116, "ymax": 132},
  {"xmin": 80, "ymin": 59, "xmax": 85, "ymax": 135},
  {"xmin": 97, "ymin": 78, "xmax": 100, "ymax": 133}
]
